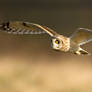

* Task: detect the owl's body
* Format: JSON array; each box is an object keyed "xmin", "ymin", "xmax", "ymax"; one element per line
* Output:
[
  {"xmin": 70, "ymin": 39, "xmax": 79, "ymax": 53},
  {"xmin": 0, "ymin": 21, "xmax": 92, "ymax": 55},
  {"xmin": 52, "ymin": 34, "xmax": 89, "ymax": 55}
]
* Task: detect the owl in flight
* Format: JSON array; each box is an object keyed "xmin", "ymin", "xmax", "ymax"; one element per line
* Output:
[{"xmin": 0, "ymin": 21, "xmax": 92, "ymax": 55}]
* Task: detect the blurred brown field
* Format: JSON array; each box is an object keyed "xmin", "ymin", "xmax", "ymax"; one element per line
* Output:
[{"xmin": 0, "ymin": 0, "xmax": 92, "ymax": 92}]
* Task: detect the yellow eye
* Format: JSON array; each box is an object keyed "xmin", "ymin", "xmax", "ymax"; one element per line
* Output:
[{"xmin": 55, "ymin": 40, "xmax": 60, "ymax": 44}]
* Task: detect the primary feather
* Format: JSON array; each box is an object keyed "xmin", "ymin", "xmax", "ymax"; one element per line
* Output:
[
  {"xmin": 0, "ymin": 21, "xmax": 58, "ymax": 37},
  {"xmin": 70, "ymin": 28, "xmax": 92, "ymax": 45}
]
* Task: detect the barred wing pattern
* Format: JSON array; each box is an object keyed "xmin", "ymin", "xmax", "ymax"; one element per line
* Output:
[
  {"xmin": 0, "ymin": 21, "xmax": 58, "ymax": 37},
  {"xmin": 70, "ymin": 28, "xmax": 92, "ymax": 45}
]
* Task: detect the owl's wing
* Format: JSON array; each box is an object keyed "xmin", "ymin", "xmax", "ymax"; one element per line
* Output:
[
  {"xmin": 0, "ymin": 21, "xmax": 59, "ymax": 37},
  {"xmin": 70, "ymin": 28, "xmax": 92, "ymax": 45}
]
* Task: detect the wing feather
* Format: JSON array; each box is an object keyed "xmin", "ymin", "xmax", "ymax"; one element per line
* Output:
[
  {"xmin": 70, "ymin": 28, "xmax": 92, "ymax": 45},
  {"xmin": 0, "ymin": 21, "xmax": 58, "ymax": 37}
]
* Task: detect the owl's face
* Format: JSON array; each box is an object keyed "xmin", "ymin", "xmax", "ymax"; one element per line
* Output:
[{"xmin": 52, "ymin": 38, "xmax": 63, "ymax": 50}]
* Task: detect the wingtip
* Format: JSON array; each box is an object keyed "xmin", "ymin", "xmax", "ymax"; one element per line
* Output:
[{"xmin": 77, "ymin": 27, "xmax": 92, "ymax": 32}]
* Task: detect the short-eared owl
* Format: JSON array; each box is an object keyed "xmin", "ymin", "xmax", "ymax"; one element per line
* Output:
[{"xmin": 0, "ymin": 21, "xmax": 92, "ymax": 55}]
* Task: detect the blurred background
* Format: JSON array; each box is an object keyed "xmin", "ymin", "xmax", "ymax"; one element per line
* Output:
[{"xmin": 0, "ymin": 0, "xmax": 92, "ymax": 92}]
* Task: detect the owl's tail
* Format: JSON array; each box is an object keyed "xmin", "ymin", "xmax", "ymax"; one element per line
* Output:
[{"xmin": 74, "ymin": 48, "xmax": 90, "ymax": 55}]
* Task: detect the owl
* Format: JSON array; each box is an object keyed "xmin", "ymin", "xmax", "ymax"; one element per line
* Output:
[{"xmin": 0, "ymin": 21, "xmax": 92, "ymax": 55}]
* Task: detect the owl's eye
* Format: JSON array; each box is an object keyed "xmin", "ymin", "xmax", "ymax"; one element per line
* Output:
[{"xmin": 55, "ymin": 40, "xmax": 60, "ymax": 44}]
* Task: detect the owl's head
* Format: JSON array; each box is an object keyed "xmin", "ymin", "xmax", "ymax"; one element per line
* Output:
[{"xmin": 52, "ymin": 38, "xmax": 63, "ymax": 50}]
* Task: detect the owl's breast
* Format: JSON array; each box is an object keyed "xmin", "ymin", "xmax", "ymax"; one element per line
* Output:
[{"xmin": 59, "ymin": 35, "xmax": 70, "ymax": 52}]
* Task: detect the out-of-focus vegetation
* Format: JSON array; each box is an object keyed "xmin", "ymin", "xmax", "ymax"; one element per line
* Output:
[{"xmin": 0, "ymin": 0, "xmax": 92, "ymax": 92}]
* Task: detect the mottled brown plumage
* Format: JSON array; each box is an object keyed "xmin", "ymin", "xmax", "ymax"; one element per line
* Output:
[{"xmin": 0, "ymin": 21, "xmax": 92, "ymax": 55}]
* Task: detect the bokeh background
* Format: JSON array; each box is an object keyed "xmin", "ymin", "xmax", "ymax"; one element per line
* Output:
[{"xmin": 0, "ymin": 0, "xmax": 92, "ymax": 92}]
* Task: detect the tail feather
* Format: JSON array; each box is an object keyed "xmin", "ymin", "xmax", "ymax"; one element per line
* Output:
[
  {"xmin": 75, "ymin": 48, "xmax": 90, "ymax": 55},
  {"xmin": 79, "ymin": 49, "xmax": 89, "ymax": 55}
]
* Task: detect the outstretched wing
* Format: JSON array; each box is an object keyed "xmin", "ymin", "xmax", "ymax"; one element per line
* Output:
[
  {"xmin": 0, "ymin": 21, "xmax": 58, "ymax": 37},
  {"xmin": 70, "ymin": 28, "xmax": 92, "ymax": 45}
]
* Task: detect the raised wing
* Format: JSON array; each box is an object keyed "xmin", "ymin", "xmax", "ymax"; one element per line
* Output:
[
  {"xmin": 70, "ymin": 28, "xmax": 92, "ymax": 45},
  {"xmin": 0, "ymin": 21, "xmax": 59, "ymax": 37}
]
